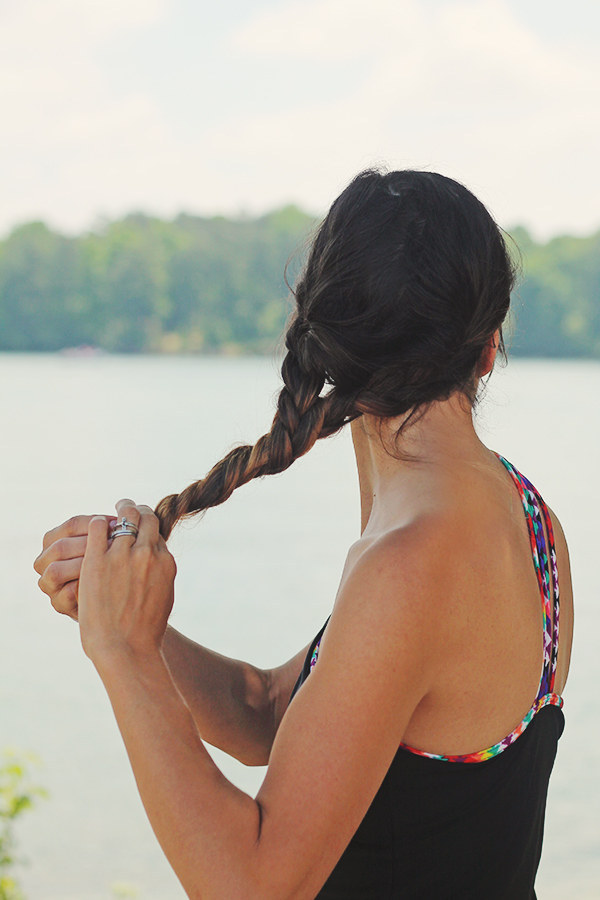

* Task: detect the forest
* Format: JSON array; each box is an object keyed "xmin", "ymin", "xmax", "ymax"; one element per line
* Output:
[{"xmin": 0, "ymin": 208, "xmax": 598, "ymax": 357}]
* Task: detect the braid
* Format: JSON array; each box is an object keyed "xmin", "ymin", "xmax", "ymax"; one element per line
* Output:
[{"xmin": 155, "ymin": 350, "xmax": 359, "ymax": 539}]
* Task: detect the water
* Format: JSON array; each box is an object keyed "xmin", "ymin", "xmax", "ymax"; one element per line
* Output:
[{"xmin": 0, "ymin": 354, "xmax": 598, "ymax": 899}]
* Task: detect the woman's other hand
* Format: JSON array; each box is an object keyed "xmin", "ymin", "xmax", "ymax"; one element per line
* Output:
[
  {"xmin": 78, "ymin": 500, "xmax": 177, "ymax": 664},
  {"xmin": 33, "ymin": 515, "xmax": 106, "ymax": 620}
]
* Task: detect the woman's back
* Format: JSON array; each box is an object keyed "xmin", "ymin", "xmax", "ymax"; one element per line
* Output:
[
  {"xmin": 342, "ymin": 435, "xmax": 573, "ymax": 756},
  {"xmin": 289, "ymin": 447, "xmax": 572, "ymax": 898}
]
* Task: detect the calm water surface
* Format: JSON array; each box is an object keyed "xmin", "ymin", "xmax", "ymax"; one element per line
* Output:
[{"xmin": 0, "ymin": 354, "xmax": 598, "ymax": 899}]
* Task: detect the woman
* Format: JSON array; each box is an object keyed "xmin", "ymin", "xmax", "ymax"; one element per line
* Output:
[{"xmin": 34, "ymin": 169, "xmax": 573, "ymax": 899}]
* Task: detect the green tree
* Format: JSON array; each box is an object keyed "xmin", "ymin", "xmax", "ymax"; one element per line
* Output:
[
  {"xmin": 0, "ymin": 224, "xmax": 88, "ymax": 351},
  {"xmin": 0, "ymin": 210, "xmax": 598, "ymax": 357}
]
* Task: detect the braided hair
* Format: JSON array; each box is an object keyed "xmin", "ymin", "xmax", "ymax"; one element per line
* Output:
[{"xmin": 155, "ymin": 168, "xmax": 516, "ymax": 539}]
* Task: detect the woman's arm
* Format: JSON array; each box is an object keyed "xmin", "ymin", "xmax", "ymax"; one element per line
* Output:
[
  {"xmin": 162, "ymin": 626, "xmax": 308, "ymax": 765},
  {"xmin": 34, "ymin": 515, "xmax": 307, "ymax": 766},
  {"xmin": 77, "ymin": 501, "xmax": 442, "ymax": 899}
]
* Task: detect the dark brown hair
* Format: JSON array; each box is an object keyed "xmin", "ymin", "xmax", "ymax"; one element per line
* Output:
[{"xmin": 155, "ymin": 168, "xmax": 516, "ymax": 539}]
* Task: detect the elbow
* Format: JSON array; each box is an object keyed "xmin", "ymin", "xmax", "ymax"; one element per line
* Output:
[{"xmin": 182, "ymin": 816, "xmax": 269, "ymax": 900}]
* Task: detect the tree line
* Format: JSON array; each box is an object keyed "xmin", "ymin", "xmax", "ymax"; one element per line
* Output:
[{"xmin": 0, "ymin": 208, "xmax": 598, "ymax": 357}]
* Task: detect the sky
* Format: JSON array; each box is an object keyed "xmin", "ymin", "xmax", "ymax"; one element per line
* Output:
[{"xmin": 0, "ymin": 0, "xmax": 598, "ymax": 240}]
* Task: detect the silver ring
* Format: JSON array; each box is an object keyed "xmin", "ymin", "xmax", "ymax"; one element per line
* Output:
[{"xmin": 110, "ymin": 517, "xmax": 139, "ymax": 539}]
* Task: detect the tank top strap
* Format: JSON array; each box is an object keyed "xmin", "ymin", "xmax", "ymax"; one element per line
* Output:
[{"xmin": 494, "ymin": 453, "xmax": 560, "ymax": 695}]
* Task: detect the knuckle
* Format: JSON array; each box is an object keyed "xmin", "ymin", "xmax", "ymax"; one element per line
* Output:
[
  {"xmin": 134, "ymin": 544, "xmax": 153, "ymax": 565},
  {"xmin": 66, "ymin": 515, "xmax": 92, "ymax": 536},
  {"xmin": 50, "ymin": 585, "xmax": 78, "ymax": 617},
  {"xmin": 50, "ymin": 594, "xmax": 67, "ymax": 614},
  {"xmin": 64, "ymin": 585, "xmax": 79, "ymax": 612},
  {"xmin": 44, "ymin": 561, "xmax": 60, "ymax": 589},
  {"xmin": 46, "ymin": 538, "xmax": 67, "ymax": 563},
  {"xmin": 53, "ymin": 538, "xmax": 69, "ymax": 559},
  {"xmin": 42, "ymin": 527, "xmax": 56, "ymax": 551},
  {"xmin": 36, "ymin": 552, "xmax": 51, "ymax": 575},
  {"xmin": 164, "ymin": 552, "xmax": 177, "ymax": 578}
]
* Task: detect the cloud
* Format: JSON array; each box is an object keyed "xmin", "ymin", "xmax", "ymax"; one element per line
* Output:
[
  {"xmin": 220, "ymin": 0, "xmax": 600, "ymax": 236},
  {"xmin": 1, "ymin": 0, "xmax": 165, "ymax": 47},
  {"xmin": 0, "ymin": 0, "xmax": 172, "ymax": 230},
  {"xmin": 0, "ymin": 0, "xmax": 597, "ymax": 237},
  {"xmin": 232, "ymin": 0, "xmax": 423, "ymax": 61},
  {"xmin": 231, "ymin": 0, "xmax": 597, "ymax": 119}
]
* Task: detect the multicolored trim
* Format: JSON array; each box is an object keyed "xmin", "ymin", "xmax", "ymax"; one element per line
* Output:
[
  {"xmin": 503, "ymin": 457, "xmax": 561, "ymax": 691},
  {"xmin": 306, "ymin": 452, "xmax": 564, "ymax": 765},
  {"xmin": 398, "ymin": 692, "xmax": 564, "ymax": 763},
  {"xmin": 309, "ymin": 642, "xmax": 320, "ymax": 673}
]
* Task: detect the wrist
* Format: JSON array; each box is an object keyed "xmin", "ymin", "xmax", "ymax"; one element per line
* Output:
[{"xmin": 86, "ymin": 637, "xmax": 165, "ymax": 678}]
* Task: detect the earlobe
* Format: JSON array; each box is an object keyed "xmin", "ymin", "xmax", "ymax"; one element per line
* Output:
[{"xmin": 477, "ymin": 330, "xmax": 500, "ymax": 377}]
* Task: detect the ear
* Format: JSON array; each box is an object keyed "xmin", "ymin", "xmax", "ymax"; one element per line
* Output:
[{"xmin": 477, "ymin": 329, "xmax": 500, "ymax": 377}]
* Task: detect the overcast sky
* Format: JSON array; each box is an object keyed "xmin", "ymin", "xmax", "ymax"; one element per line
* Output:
[{"xmin": 1, "ymin": 0, "xmax": 598, "ymax": 239}]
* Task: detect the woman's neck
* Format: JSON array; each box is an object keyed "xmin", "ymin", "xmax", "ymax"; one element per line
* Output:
[{"xmin": 351, "ymin": 391, "xmax": 493, "ymax": 537}]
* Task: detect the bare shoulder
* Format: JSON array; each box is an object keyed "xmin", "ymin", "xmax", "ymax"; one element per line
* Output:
[
  {"xmin": 328, "ymin": 516, "xmax": 453, "ymax": 672},
  {"xmin": 345, "ymin": 512, "xmax": 453, "ymax": 583}
]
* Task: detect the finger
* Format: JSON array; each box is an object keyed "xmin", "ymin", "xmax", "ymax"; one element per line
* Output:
[
  {"xmin": 38, "ymin": 558, "xmax": 83, "ymax": 596},
  {"xmin": 134, "ymin": 505, "xmax": 160, "ymax": 547},
  {"xmin": 115, "ymin": 499, "xmax": 139, "ymax": 522},
  {"xmin": 110, "ymin": 499, "xmax": 141, "ymax": 551},
  {"xmin": 42, "ymin": 515, "xmax": 101, "ymax": 551},
  {"xmin": 34, "ymin": 535, "xmax": 88, "ymax": 575},
  {"xmin": 86, "ymin": 516, "xmax": 109, "ymax": 559},
  {"xmin": 48, "ymin": 581, "xmax": 79, "ymax": 620}
]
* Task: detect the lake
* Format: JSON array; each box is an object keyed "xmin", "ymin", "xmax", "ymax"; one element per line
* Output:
[{"xmin": 0, "ymin": 353, "xmax": 598, "ymax": 899}]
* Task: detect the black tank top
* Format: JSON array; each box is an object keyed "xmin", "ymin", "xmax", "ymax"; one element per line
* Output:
[{"xmin": 288, "ymin": 454, "xmax": 565, "ymax": 899}]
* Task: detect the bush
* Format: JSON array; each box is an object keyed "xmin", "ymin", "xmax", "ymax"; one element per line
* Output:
[{"xmin": 0, "ymin": 750, "xmax": 47, "ymax": 900}]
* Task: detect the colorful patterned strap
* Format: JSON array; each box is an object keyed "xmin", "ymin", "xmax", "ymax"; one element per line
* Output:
[
  {"xmin": 307, "ymin": 452, "xmax": 564, "ymax": 764},
  {"xmin": 495, "ymin": 454, "xmax": 561, "ymax": 695}
]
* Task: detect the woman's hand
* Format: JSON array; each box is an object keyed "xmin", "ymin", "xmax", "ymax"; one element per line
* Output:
[
  {"xmin": 33, "ymin": 515, "xmax": 106, "ymax": 620},
  {"xmin": 78, "ymin": 500, "xmax": 177, "ymax": 665}
]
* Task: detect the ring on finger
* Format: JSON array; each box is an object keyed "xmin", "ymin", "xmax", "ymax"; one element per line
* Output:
[{"xmin": 110, "ymin": 517, "xmax": 139, "ymax": 539}]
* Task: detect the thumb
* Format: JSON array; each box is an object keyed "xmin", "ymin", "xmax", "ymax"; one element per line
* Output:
[{"xmin": 86, "ymin": 516, "xmax": 109, "ymax": 559}]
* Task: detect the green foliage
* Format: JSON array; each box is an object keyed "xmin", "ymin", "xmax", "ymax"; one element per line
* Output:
[
  {"xmin": 509, "ymin": 226, "xmax": 600, "ymax": 357},
  {"xmin": 0, "ymin": 207, "xmax": 315, "ymax": 355},
  {"xmin": 0, "ymin": 210, "xmax": 598, "ymax": 357},
  {"xmin": 0, "ymin": 750, "xmax": 47, "ymax": 900}
]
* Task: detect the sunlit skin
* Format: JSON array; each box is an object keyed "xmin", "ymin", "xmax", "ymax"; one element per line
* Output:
[{"xmin": 33, "ymin": 330, "xmax": 574, "ymax": 899}]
